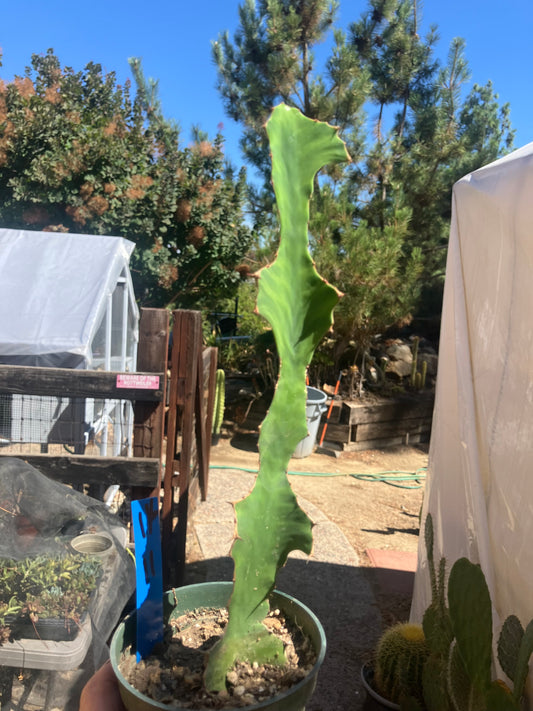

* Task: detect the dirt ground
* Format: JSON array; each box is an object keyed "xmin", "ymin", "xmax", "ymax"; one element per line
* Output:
[
  {"xmin": 284, "ymin": 441, "xmax": 427, "ymax": 628},
  {"xmin": 210, "ymin": 430, "xmax": 426, "ymax": 573}
]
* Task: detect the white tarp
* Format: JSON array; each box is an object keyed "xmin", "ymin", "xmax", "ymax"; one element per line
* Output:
[
  {"xmin": 0, "ymin": 229, "xmax": 137, "ymax": 365},
  {"xmin": 411, "ymin": 142, "xmax": 533, "ymax": 699}
]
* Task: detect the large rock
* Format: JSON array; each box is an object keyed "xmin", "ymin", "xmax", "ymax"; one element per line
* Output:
[{"xmin": 385, "ymin": 341, "xmax": 413, "ymax": 378}]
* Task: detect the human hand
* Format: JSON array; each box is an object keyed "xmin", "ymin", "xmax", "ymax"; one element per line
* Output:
[{"xmin": 79, "ymin": 660, "xmax": 126, "ymax": 711}]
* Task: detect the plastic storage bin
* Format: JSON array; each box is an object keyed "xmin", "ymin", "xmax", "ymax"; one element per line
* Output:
[{"xmin": 292, "ymin": 386, "xmax": 328, "ymax": 458}]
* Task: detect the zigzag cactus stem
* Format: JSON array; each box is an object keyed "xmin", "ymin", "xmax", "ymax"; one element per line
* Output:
[{"xmin": 204, "ymin": 105, "xmax": 349, "ymax": 692}]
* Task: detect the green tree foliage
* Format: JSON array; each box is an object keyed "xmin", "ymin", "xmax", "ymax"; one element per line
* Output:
[
  {"xmin": 0, "ymin": 49, "xmax": 252, "ymax": 308},
  {"xmin": 213, "ymin": 0, "xmax": 368, "ymax": 189},
  {"xmin": 213, "ymin": 0, "xmax": 514, "ymax": 356},
  {"xmin": 311, "ymin": 184, "xmax": 423, "ymax": 361}
]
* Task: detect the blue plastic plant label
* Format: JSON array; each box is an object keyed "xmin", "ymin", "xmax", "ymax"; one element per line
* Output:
[{"xmin": 131, "ymin": 497, "xmax": 163, "ymax": 661}]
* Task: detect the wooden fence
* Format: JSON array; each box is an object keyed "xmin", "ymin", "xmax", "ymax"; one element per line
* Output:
[{"xmin": 0, "ymin": 308, "xmax": 217, "ymax": 587}]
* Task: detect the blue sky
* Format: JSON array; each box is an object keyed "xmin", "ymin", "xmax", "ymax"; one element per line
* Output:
[{"xmin": 1, "ymin": 0, "xmax": 532, "ymax": 179}]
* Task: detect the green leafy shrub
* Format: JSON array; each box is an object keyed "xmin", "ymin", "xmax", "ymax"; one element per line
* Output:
[{"xmin": 0, "ymin": 50, "xmax": 252, "ymax": 310}]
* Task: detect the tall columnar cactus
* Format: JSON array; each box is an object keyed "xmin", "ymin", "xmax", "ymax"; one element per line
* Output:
[
  {"xmin": 410, "ymin": 336, "xmax": 427, "ymax": 389},
  {"xmin": 212, "ymin": 368, "xmax": 225, "ymax": 436},
  {"xmin": 204, "ymin": 105, "xmax": 349, "ymax": 691},
  {"xmin": 410, "ymin": 337, "xmax": 420, "ymax": 387},
  {"xmin": 374, "ymin": 622, "xmax": 429, "ymax": 705}
]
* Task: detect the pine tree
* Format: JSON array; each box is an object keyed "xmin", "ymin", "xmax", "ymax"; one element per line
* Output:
[
  {"xmin": 214, "ymin": 0, "xmax": 514, "ymax": 350},
  {"xmin": 213, "ymin": 0, "xmax": 369, "ymax": 189}
]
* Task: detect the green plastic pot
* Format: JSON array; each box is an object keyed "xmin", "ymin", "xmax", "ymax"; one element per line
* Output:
[{"xmin": 110, "ymin": 581, "xmax": 326, "ymax": 711}]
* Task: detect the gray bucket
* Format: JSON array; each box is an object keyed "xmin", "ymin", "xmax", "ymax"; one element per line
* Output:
[{"xmin": 292, "ymin": 386, "xmax": 328, "ymax": 458}]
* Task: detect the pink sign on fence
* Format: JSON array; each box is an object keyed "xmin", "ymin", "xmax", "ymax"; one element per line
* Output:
[{"xmin": 116, "ymin": 374, "xmax": 160, "ymax": 390}]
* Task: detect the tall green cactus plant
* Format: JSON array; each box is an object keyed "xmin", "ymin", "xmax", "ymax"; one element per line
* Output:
[
  {"xmin": 212, "ymin": 368, "xmax": 225, "ymax": 437},
  {"xmin": 204, "ymin": 104, "xmax": 349, "ymax": 691}
]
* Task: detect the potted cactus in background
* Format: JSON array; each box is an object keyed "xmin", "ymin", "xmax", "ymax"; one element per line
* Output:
[
  {"xmin": 362, "ymin": 513, "xmax": 533, "ymax": 710},
  {"xmin": 367, "ymin": 622, "xmax": 429, "ymax": 708},
  {"xmin": 110, "ymin": 103, "xmax": 350, "ymax": 709}
]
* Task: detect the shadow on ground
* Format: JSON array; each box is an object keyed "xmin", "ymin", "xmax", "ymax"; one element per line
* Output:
[
  {"xmin": 229, "ymin": 430, "xmax": 259, "ymax": 453},
  {"xmin": 185, "ymin": 462, "xmax": 423, "ymax": 709}
]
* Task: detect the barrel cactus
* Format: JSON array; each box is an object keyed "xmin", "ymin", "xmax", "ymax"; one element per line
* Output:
[{"xmin": 374, "ymin": 622, "xmax": 429, "ymax": 705}]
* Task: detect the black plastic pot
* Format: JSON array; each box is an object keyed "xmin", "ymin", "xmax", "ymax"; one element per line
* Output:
[
  {"xmin": 360, "ymin": 663, "xmax": 401, "ymax": 710},
  {"xmin": 110, "ymin": 581, "xmax": 326, "ymax": 711},
  {"xmin": 7, "ymin": 614, "xmax": 83, "ymax": 642}
]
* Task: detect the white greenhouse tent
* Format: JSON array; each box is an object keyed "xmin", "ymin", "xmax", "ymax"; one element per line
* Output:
[
  {"xmin": 0, "ymin": 229, "xmax": 139, "ymax": 456},
  {"xmin": 411, "ymin": 143, "xmax": 533, "ymax": 700}
]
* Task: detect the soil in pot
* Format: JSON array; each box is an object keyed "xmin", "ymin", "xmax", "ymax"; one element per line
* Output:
[{"xmin": 118, "ymin": 605, "xmax": 317, "ymax": 709}]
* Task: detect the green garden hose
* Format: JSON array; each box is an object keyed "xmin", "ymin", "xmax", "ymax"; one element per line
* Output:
[{"xmin": 209, "ymin": 464, "xmax": 427, "ymax": 489}]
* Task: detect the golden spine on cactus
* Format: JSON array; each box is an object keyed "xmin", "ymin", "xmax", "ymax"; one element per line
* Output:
[{"xmin": 374, "ymin": 622, "xmax": 429, "ymax": 705}]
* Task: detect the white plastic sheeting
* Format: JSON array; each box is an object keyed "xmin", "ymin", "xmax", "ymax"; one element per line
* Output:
[
  {"xmin": 411, "ymin": 143, "xmax": 533, "ymax": 698},
  {"xmin": 0, "ymin": 228, "xmax": 138, "ymax": 366}
]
